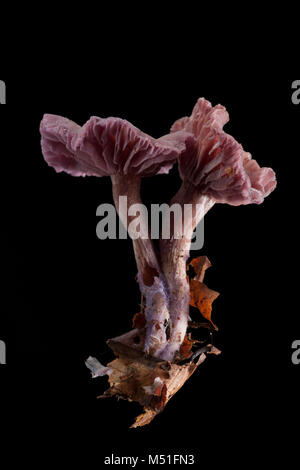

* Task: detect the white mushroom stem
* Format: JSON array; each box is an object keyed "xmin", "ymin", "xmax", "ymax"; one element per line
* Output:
[
  {"xmin": 158, "ymin": 182, "xmax": 215, "ymax": 361},
  {"xmin": 111, "ymin": 174, "xmax": 169, "ymax": 356}
]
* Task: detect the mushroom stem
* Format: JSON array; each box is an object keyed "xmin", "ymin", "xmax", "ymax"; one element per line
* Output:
[
  {"xmin": 158, "ymin": 181, "xmax": 215, "ymax": 361},
  {"xmin": 111, "ymin": 174, "xmax": 169, "ymax": 356}
]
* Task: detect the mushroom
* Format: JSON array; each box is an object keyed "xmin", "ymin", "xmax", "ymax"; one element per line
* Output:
[
  {"xmin": 40, "ymin": 99, "xmax": 277, "ymax": 427},
  {"xmin": 158, "ymin": 98, "xmax": 277, "ymax": 360},
  {"xmin": 40, "ymin": 114, "xmax": 191, "ymax": 356}
]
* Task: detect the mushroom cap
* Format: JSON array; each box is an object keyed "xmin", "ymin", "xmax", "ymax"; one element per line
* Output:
[
  {"xmin": 40, "ymin": 114, "xmax": 191, "ymax": 178},
  {"xmin": 171, "ymin": 98, "xmax": 277, "ymax": 206}
]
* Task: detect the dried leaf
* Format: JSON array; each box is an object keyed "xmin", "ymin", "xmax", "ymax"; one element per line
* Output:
[
  {"xmin": 189, "ymin": 256, "xmax": 211, "ymax": 282},
  {"xmin": 91, "ymin": 328, "xmax": 220, "ymax": 428},
  {"xmin": 179, "ymin": 334, "xmax": 195, "ymax": 359},
  {"xmin": 150, "ymin": 383, "xmax": 168, "ymax": 411},
  {"xmin": 143, "ymin": 377, "xmax": 164, "ymax": 396},
  {"xmin": 189, "ymin": 279, "xmax": 219, "ymax": 330},
  {"xmin": 132, "ymin": 312, "xmax": 146, "ymax": 329}
]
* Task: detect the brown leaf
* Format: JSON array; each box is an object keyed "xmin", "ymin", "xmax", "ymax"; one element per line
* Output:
[
  {"xmin": 189, "ymin": 256, "xmax": 211, "ymax": 282},
  {"xmin": 96, "ymin": 328, "xmax": 221, "ymax": 428},
  {"xmin": 179, "ymin": 334, "xmax": 195, "ymax": 359},
  {"xmin": 189, "ymin": 279, "xmax": 219, "ymax": 330},
  {"xmin": 130, "ymin": 409, "xmax": 157, "ymax": 428},
  {"xmin": 132, "ymin": 312, "xmax": 146, "ymax": 329},
  {"xmin": 150, "ymin": 383, "xmax": 168, "ymax": 411}
]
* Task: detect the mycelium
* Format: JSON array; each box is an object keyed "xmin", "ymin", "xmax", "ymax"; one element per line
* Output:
[{"xmin": 40, "ymin": 98, "xmax": 276, "ymax": 427}]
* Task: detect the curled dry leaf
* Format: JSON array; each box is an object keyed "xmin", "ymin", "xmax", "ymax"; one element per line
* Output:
[
  {"xmin": 189, "ymin": 255, "xmax": 212, "ymax": 282},
  {"xmin": 187, "ymin": 256, "xmax": 219, "ymax": 330},
  {"xmin": 189, "ymin": 279, "xmax": 219, "ymax": 330},
  {"xmin": 94, "ymin": 328, "xmax": 220, "ymax": 428},
  {"xmin": 179, "ymin": 333, "xmax": 197, "ymax": 359}
]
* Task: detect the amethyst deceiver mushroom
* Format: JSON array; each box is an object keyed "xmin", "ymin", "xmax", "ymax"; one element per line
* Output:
[
  {"xmin": 40, "ymin": 100, "xmax": 277, "ymax": 427},
  {"xmin": 158, "ymin": 98, "xmax": 277, "ymax": 360},
  {"xmin": 40, "ymin": 114, "xmax": 191, "ymax": 356}
]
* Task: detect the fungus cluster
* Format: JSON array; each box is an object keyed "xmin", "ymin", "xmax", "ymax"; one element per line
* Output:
[{"xmin": 40, "ymin": 98, "xmax": 276, "ymax": 426}]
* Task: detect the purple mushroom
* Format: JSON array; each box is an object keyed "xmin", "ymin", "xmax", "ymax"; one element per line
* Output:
[
  {"xmin": 40, "ymin": 114, "xmax": 191, "ymax": 356},
  {"xmin": 40, "ymin": 99, "xmax": 276, "ymax": 363},
  {"xmin": 158, "ymin": 98, "xmax": 276, "ymax": 360}
]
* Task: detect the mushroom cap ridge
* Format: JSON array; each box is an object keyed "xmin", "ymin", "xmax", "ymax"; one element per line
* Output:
[
  {"xmin": 40, "ymin": 114, "xmax": 193, "ymax": 178},
  {"xmin": 171, "ymin": 98, "xmax": 277, "ymax": 206}
]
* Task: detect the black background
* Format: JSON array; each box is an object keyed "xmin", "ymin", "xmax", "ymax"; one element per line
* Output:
[{"xmin": 0, "ymin": 69, "xmax": 299, "ymax": 466}]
